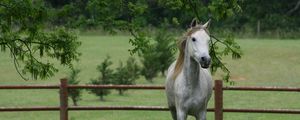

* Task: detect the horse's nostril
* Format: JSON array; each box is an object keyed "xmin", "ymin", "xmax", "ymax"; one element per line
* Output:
[
  {"xmin": 201, "ymin": 57, "xmax": 206, "ymax": 61},
  {"xmin": 200, "ymin": 56, "xmax": 211, "ymax": 63}
]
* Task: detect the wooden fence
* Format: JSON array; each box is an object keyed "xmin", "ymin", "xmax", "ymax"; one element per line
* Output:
[{"xmin": 0, "ymin": 79, "xmax": 300, "ymax": 120}]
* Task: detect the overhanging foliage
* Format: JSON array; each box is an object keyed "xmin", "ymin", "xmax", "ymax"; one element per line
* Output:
[{"xmin": 0, "ymin": 0, "xmax": 81, "ymax": 80}]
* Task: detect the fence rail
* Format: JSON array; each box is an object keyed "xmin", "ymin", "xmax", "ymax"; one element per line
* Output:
[
  {"xmin": 0, "ymin": 107, "xmax": 60, "ymax": 111},
  {"xmin": 1, "ymin": 106, "xmax": 300, "ymax": 114},
  {"xmin": 223, "ymin": 86, "xmax": 300, "ymax": 91},
  {"xmin": 0, "ymin": 79, "xmax": 299, "ymax": 120},
  {"xmin": 2, "ymin": 84, "xmax": 300, "ymax": 91},
  {"xmin": 0, "ymin": 85, "xmax": 59, "ymax": 89}
]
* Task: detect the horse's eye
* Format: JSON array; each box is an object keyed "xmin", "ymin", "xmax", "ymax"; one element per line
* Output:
[{"xmin": 192, "ymin": 38, "xmax": 196, "ymax": 42}]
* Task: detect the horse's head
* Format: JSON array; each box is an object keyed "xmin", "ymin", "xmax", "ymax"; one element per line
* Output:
[
  {"xmin": 172, "ymin": 19, "xmax": 212, "ymax": 79},
  {"xmin": 186, "ymin": 19, "xmax": 211, "ymax": 69}
]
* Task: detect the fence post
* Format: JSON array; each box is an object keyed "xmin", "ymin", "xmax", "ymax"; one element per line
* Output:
[
  {"xmin": 60, "ymin": 78, "xmax": 68, "ymax": 120},
  {"xmin": 214, "ymin": 80, "xmax": 223, "ymax": 120}
]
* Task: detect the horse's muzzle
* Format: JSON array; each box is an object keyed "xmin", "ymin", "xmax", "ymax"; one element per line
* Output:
[{"xmin": 200, "ymin": 56, "xmax": 211, "ymax": 69}]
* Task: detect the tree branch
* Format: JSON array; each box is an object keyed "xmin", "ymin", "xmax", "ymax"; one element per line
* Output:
[
  {"xmin": 0, "ymin": 42, "xmax": 7, "ymax": 45},
  {"xmin": 209, "ymin": 39, "xmax": 230, "ymax": 73},
  {"xmin": 210, "ymin": 35, "xmax": 238, "ymax": 54},
  {"xmin": 287, "ymin": 0, "xmax": 300, "ymax": 15},
  {"xmin": 6, "ymin": 44, "xmax": 29, "ymax": 80},
  {"xmin": 129, "ymin": 28, "xmax": 138, "ymax": 38},
  {"xmin": 0, "ymin": 3, "xmax": 9, "ymax": 8},
  {"xmin": 14, "ymin": 38, "xmax": 46, "ymax": 65},
  {"xmin": 7, "ymin": 38, "xmax": 57, "ymax": 80},
  {"xmin": 14, "ymin": 38, "xmax": 55, "ymax": 48},
  {"xmin": 201, "ymin": 0, "xmax": 210, "ymax": 6},
  {"xmin": 187, "ymin": 0, "xmax": 201, "ymax": 20}
]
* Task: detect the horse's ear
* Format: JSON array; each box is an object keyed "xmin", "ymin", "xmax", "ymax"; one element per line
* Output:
[
  {"xmin": 202, "ymin": 19, "xmax": 211, "ymax": 29},
  {"xmin": 190, "ymin": 18, "xmax": 198, "ymax": 28}
]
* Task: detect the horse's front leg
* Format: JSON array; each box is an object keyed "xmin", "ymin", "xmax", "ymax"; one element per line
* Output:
[
  {"xmin": 169, "ymin": 106, "xmax": 177, "ymax": 120},
  {"xmin": 176, "ymin": 108, "xmax": 187, "ymax": 120},
  {"xmin": 196, "ymin": 104, "xmax": 208, "ymax": 120},
  {"xmin": 195, "ymin": 110, "xmax": 207, "ymax": 120}
]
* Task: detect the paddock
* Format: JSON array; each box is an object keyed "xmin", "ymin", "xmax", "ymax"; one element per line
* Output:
[{"xmin": 0, "ymin": 79, "xmax": 299, "ymax": 120}]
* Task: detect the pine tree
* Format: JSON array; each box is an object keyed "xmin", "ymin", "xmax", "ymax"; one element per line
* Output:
[
  {"xmin": 88, "ymin": 56, "xmax": 113, "ymax": 101},
  {"xmin": 140, "ymin": 28, "xmax": 176, "ymax": 82},
  {"xmin": 113, "ymin": 57, "xmax": 140, "ymax": 95},
  {"xmin": 67, "ymin": 68, "xmax": 82, "ymax": 106}
]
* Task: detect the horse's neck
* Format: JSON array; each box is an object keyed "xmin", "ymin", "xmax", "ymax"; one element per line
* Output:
[{"xmin": 183, "ymin": 52, "xmax": 200, "ymax": 86}]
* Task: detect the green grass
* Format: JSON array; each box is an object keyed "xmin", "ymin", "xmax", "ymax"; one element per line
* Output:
[{"xmin": 0, "ymin": 36, "xmax": 300, "ymax": 120}]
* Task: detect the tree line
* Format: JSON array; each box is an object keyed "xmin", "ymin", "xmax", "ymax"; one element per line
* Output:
[{"xmin": 45, "ymin": 0, "xmax": 299, "ymax": 38}]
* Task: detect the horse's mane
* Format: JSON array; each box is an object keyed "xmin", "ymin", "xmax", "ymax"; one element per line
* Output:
[{"xmin": 171, "ymin": 26, "xmax": 209, "ymax": 80}]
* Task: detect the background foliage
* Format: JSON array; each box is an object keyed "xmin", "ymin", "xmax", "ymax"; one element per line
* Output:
[
  {"xmin": 44, "ymin": 0, "xmax": 299, "ymax": 38},
  {"xmin": 1, "ymin": 0, "xmax": 299, "ymax": 81}
]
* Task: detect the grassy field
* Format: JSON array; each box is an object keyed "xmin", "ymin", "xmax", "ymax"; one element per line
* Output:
[{"xmin": 0, "ymin": 36, "xmax": 300, "ymax": 120}]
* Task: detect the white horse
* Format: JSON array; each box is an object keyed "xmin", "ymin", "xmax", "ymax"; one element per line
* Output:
[{"xmin": 165, "ymin": 19, "xmax": 213, "ymax": 120}]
